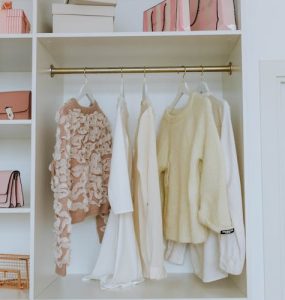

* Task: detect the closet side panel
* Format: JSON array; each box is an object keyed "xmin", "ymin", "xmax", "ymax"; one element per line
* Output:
[
  {"xmin": 222, "ymin": 40, "xmax": 247, "ymax": 294},
  {"xmin": 37, "ymin": 0, "xmax": 62, "ymax": 33},
  {"xmin": 34, "ymin": 41, "xmax": 64, "ymax": 297}
]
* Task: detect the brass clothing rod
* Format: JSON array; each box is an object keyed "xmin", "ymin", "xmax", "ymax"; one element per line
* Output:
[{"xmin": 50, "ymin": 63, "xmax": 233, "ymax": 77}]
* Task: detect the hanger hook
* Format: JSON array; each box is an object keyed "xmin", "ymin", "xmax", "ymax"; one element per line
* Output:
[
  {"xmin": 144, "ymin": 67, "xmax": 146, "ymax": 79},
  {"xmin": 121, "ymin": 67, "xmax": 123, "ymax": 79},
  {"xmin": 84, "ymin": 67, "xmax": 87, "ymax": 79},
  {"xmin": 200, "ymin": 65, "xmax": 204, "ymax": 78},
  {"xmin": 183, "ymin": 66, "xmax": 187, "ymax": 79}
]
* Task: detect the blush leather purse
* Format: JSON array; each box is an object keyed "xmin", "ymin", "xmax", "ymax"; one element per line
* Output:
[
  {"xmin": 0, "ymin": 91, "xmax": 31, "ymax": 120},
  {"xmin": 0, "ymin": 171, "xmax": 24, "ymax": 208}
]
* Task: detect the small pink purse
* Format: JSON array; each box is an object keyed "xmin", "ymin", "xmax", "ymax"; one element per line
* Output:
[
  {"xmin": 143, "ymin": 0, "xmax": 191, "ymax": 32},
  {"xmin": 0, "ymin": 91, "xmax": 31, "ymax": 120},
  {"xmin": 0, "ymin": 171, "xmax": 24, "ymax": 208}
]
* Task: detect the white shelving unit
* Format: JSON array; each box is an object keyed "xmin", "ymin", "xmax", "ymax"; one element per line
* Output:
[
  {"xmin": 0, "ymin": 1, "xmax": 264, "ymax": 300},
  {"xmin": 0, "ymin": 2, "xmax": 33, "ymax": 298}
]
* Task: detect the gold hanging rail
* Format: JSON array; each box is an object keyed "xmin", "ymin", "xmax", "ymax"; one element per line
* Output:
[{"xmin": 50, "ymin": 63, "xmax": 233, "ymax": 77}]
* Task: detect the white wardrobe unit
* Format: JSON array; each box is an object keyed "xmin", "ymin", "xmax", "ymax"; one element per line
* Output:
[
  {"xmin": 0, "ymin": 26, "xmax": 33, "ymax": 300},
  {"xmin": 0, "ymin": 0, "xmax": 263, "ymax": 300}
]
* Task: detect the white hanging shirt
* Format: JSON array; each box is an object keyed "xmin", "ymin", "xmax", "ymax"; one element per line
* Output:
[
  {"xmin": 210, "ymin": 95, "xmax": 245, "ymax": 275},
  {"xmin": 84, "ymin": 98, "xmax": 144, "ymax": 289},
  {"xmin": 133, "ymin": 100, "xmax": 167, "ymax": 280},
  {"xmin": 190, "ymin": 95, "xmax": 245, "ymax": 279}
]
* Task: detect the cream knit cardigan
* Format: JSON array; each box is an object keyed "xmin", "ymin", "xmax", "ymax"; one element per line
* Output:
[{"xmin": 157, "ymin": 92, "xmax": 233, "ymax": 244}]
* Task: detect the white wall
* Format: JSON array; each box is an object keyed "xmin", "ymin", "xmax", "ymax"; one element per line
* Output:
[{"xmin": 242, "ymin": 1, "xmax": 285, "ymax": 300}]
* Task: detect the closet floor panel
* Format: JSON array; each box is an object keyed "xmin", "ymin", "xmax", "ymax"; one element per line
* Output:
[
  {"xmin": 37, "ymin": 274, "xmax": 246, "ymax": 300},
  {"xmin": 0, "ymin": 288, "xmax": 29, "ymax": 300}
]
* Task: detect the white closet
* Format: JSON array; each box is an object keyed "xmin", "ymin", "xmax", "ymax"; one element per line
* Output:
[{"xmin": 0, "ymin": 0, "xmax": 261, "ymax": 299}]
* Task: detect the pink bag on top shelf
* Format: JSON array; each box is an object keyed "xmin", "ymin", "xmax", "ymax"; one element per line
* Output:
[
  {"xmin": 143, "ymin": 0, "xmax": 191, "ymax": 32},
  {"xmin": 190, "ymin": 0, "xmax": 237, "ymax": 31},
  {"xmin": 0, "ymin": 7, "xmax": 31, "ymax": 34}
]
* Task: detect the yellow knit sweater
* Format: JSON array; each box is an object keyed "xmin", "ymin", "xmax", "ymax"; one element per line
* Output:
[{"xmin": 157, "ymin": 93, "xmax": 233, "ymax": 244}]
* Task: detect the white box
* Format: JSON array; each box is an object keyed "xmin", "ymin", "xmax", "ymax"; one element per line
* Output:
[{"xmin": 52, "ymin": 4, "xmax": 115, "ymax": 33}]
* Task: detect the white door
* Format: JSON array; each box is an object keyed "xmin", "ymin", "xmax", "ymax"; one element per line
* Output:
[{"xmin": 260, "ymin": 61, "xmax": 285, "ymax": 300}]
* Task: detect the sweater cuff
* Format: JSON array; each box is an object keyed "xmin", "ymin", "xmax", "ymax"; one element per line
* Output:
[
  {"xmin": 56, "ymin": 265, "xmax": 67, "ymax": 277},
  {"xmin": 198, "ymin": 209, "xmax": 233, "ymax": 234},
  {"xmin": 220, "ymin": 257, "xmax": 244, "ymax": 275}
]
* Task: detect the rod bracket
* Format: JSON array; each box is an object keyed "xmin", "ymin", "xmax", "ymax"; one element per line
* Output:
[
  {"xmin": 50, "ymin": 65, "xmax": 55, "ymax": 78},
  {"xmin": 229, "ymin": 62, "xmax": 233, "ymax": 75}
]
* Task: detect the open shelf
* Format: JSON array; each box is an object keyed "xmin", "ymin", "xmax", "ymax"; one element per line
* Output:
[
  {"xmin": 0, "ymin": 214, "xmax": 30, "ymax": 254},
  {"xmin": 37, "ymin": 0, "xmax": 241, "ymax": 33},
  {"xmin": 0, "ymin": 121, "xmax": 31, "ymax": 139},
  {"xmin": 0, "ymin": 38, "xmax": 32, "ymax": 72},
  {"xmin": 38, "ymin": 33, "xmax": 241, "ymax": 68},
  {"xmin": 0, "ymin": 289, "xmax": 29, "ymax": 300},
  {"xmin": 37, "ymin": 274, "xmax": 246, "ymax": 300}
]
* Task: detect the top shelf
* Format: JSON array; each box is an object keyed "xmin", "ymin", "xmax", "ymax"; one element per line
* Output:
[
  {"xmin": 0, "ymin": 34, "xmax": 32, "ymax": 39},
  {"xmin": 0, "ymin": 31, "xmax": 242, "ymax": 39},
  {"xmin": 37, "ymin": 30, "xmax": 242, "ymax": 39},
  {"xmin": 37, "ymin": 0, "xmax": 242, "ymax": 34}
]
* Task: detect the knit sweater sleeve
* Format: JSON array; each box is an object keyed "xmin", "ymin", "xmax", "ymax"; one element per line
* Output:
[
  {"xmin": 198, "ymin": 99, "xmax": 233, "ymax": 234},
  {"xmin": 49, "ymin": 107, "xmax": 72, "ymax": 277}
]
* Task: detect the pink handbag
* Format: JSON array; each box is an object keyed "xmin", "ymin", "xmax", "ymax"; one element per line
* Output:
[
  {"xmin": 0, "ymin": 171, "xmax": 24, "ymax": 208},
  {"xmin": 0, "ymin": 91, "xmax": 31, "ymax": 120},
  {"xmin": 143, "ymin": 0, "xmax": 191, "ymax": 32},
  {"xmin": 190, "ymin": 0, "xmax": 237, "ymax": 31}
]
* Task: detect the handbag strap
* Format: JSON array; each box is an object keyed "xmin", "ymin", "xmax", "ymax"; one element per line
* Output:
[
  {"xmin": 10, "ymin": 171, "xmax": 23, "ymax": 208},
  {"xmin": 191, "ymin": 0, "xmax": 236, "ymax": 30},
  {"xmin": 4, "ymin": 172, "xmax": 15, "ymax": 196},
  {"xmin": 216, "ymin": 0, "xmax": 219, "ymax": 30},
  {"xmin": 191, "ymin": 0, "xmax": 219, "ymax": 28},
  {"xmin": 151, "ymin": 2, "xmax": 167, "ymax": 32},
  {"xmin": 233, "ymin": 0, "xmax": 237, "ymax": 28},
  {"xmin": 190, "ymin": 0, "xmax": 201, "ymax": 26}
]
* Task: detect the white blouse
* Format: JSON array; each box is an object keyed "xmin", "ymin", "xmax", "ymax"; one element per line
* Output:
[
  {"xmin": 84, "ymin": 98, "xmax": 144, "ymax": 289},
  {"xmin": 133, "ymin": 100, "xmax": 166, "ymax": 280}
]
